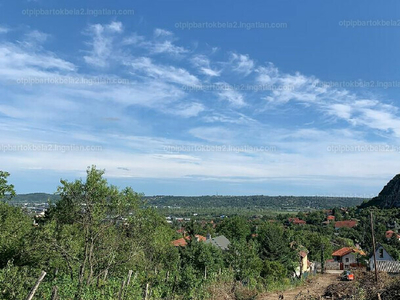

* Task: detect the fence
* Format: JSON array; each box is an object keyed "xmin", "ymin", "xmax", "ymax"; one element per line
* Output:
[{"xmin": 370, "ymin": 261, "xmax": 400, "ymax": 273}]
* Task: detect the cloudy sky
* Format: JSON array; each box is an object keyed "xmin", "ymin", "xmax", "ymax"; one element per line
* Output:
[{"xmin": 1, "ymin": 0, "xmax": 400, "ymax": 196}]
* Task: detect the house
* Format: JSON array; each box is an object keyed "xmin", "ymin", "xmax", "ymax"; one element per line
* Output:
[
  {"xmin": 387, "ymin": 220, "xmax": 400, "ymax": 231},
  {"xmin": 334, "ymin": 220, "xmax": 357, "ymax": 229},
  {"xmin": 204, "ymin": 235, "xmax": 231, "ymax": 250},
  {"xmin": 369, "ymin": 244, "xmax": 400, "ymax": 273},
  {"xmin": 370, "ymin": 244, "xmax": 394, "ymax": 263},
  {"xmin": 171, "ymin": 235, "xmax": 206, "ymax": 247},
  {"xmin": 332, "ymin": 247, "xmax": 366, "ymax": 269},
  {"xmin": 288, "ymin": 217, "xmax": 306, "ymax": 225},
  {"xmin": 385, "ymin": 230, "xmax": 400, "ymax": 241},
  {"xmin": 322, "ymin": 216, "xmax": 336, "ymax": 226},
  {"xmin": 176, "ymin": 228, "xmax": 185, "ymax": 234},
  {"xmin": 299, "ymin": 250, "xmax": 310, "ymax": 273},
  {"xmin": 294, "ymin": 249, "xmax": 312, "ymax": 277}
]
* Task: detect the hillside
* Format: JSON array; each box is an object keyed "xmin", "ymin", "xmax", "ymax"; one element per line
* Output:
[
  {"xmin": 145, "ymin": 195, "xmax": 367, "ymax": 210},
  {"xmin": 9, "ymin": 193, "xmax": 60, "ymax": 204},
  {"xmin": 9, "ymin": 193, "xmax": 367, "ymax": 210},
  {"xmin": 360, "ymin": 174, "xmax": 400, "ymax": 208}
]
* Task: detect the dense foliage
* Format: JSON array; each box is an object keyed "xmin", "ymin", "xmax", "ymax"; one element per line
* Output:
[
  {"xmin": 2, "ymin": 167, "xmax": 400, "ymax": 299},
  {"xmin": 146, "ymin": 195, "xmax": 366, "ymax": 210}
]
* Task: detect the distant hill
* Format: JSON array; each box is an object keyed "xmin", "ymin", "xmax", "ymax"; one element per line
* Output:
[
  {"xmin": 8, "ymin": 193, "xmax": 367, "ymax": 210},
  {"xmin": 145, "ymin": 195, "xmax": 367, "ymax": 210},
  {"xmin": 360, "ymin": 174, "xmax": 400, "ymax": 208},
  {"xmin": 9, "ymin": 193, "xmax": 60, "ymax": 204}
]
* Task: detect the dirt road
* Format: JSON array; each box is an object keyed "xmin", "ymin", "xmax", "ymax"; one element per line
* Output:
[{"xmin": 260, "ymin": 273, "xmax": 342, "ymax": 299}]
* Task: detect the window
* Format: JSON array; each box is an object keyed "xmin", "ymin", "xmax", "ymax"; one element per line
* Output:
[
  {"xmin": 379, "ymin": 249, "xmax": 384, "ymax": 258},
  {"xmin": 345, "ymin": 257, "xmax": 349, "ymax": 263}
]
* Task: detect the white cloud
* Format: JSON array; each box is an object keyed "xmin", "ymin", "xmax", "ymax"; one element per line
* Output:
[
  {"xmin": 149, "ymin": 40, "xmax": 188, "ymax": 55},
  {"xmin": 230, "ymin": 53, "xmax": 254, "ymax": 76},
  {"xmin": 107, "ymin": 21, "xmax": 123, "ymax": 33},
  {"xmin": 189, "ymin": 126, "xmax": 235, "ymax": 143},
  {"xmin": 123, "ymin": 28, "xmax": 188, "ymax": 56},
  {"xmin": 0, "ymin": 26, "xmax": 9, "ymax": 34},
  {"xmin": 215, "ymin": 82, "xmax": 246, "ymax": 107},
  {"xmin": 129, "ymin": 57, "xmax": 200, "ymax": 86},
  {"xmin": 2, "ymin": 21, "xmax": 400, "ymax": 193},
  {"xmin": 191, "ymin": 55, "xmax": 221, "ymax": 76},
  {"xmin": 154, "ymin": 28, "xmax": 173, "ymax": 37},
  {"xmin": 23, "ymin": 30, "xmax": 49, "ymax": 45},
  {"xmin": 0, "ymin": 43, "xmax": 75, "ymax": 79},
  {"xmin": 83, "ymin": 22, "xmax": 123, "ymax": 67},
  {"xmin": 169, "ymin": 102, "xmax": 205, "ymax": 118},
  {"xmin": 255, "ymin": 62, "xmax": 400, "ymax": 137},
  {"xmin": 327, "ymin": 104, "xmax": 353, "ymax": 119}
]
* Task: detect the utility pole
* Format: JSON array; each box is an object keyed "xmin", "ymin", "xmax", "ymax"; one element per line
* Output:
[
  {"xmin": 321, "ymin": 244, "xmax": 325, "ymax": 274},
  {"xmin": 370, "ymin": 211, "xmax": 378, "ymax": 283}
]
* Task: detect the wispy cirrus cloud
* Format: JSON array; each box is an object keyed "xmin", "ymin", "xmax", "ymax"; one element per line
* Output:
[
  {"xmin": 123, "ymin": 28, "xmax": 188, "ymax": 56},
  {"xmin": 191, "ymin": 54, "xmax": 221, "ymax": 77},
  {"xmin": 83, "ymin": 21, "xmax": 124, "ymax": 67},
  {"xmin": 0, "ymin": 26, "xmax": 9, "ymax": 34},
  {"xmin": 1, "ymin": 20, "xmax": 400, "ymax": 195},
  {"xmin": 229, "ymin": 53, "xmax": 254, "ymax": 76},
  {"xmin": 129, "ymin": 57, "xmax": 200, "ymax": 85}
]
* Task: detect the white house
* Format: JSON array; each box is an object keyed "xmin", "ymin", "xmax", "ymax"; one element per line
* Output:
[
  {"xmin": 369, "ymin": 244, "xmax": 400, "ymax": 273},
  {"xmin": 332, "ymin": 247, "xmax": 366, "ymax": 270},
  {"xmin": 369, "ymin": 244, "xmax": 394, "ymax": 266}
]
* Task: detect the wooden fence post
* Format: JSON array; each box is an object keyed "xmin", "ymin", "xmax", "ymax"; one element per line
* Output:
[
  {"xmin": 51, "ymin": 286, "xmax": 58, "ymax": 300},
  {"xmin": 25, "ymin": 271, "xmax": 47, "ymax": 300},
  {"xmin": 103, "ymin": 269, "xmax": 109, "ymax": 282},
  {"xmin": 126, "ymin": 270, "xmax": 133, "ymax": 287},
  {"xmin": 144, "ymin": 283, "xmax": 150, "ymax": 300},
  {"xmin": 118, "ymin": 279, "xmax": 126, "ymax": 300}
]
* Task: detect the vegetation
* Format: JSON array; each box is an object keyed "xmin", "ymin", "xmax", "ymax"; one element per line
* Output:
[
  {"xmin": 2, "ymin": 168, "xmax": 400, "ymax": 299},
  {"xmin": 10, "ymin": 193, "xmax": 367, "ymax": 211},
  {"xmin": 0, "ymin": 167, "xmax": 307, "ymax": 299},
  {"xmin": 147, "ymin": 195, "xmax": 367, "ymax": 211}
]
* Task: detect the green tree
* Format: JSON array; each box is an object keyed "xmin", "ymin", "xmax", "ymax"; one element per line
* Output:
[
  {"xmin": 261, "ymin": 260, "xmax": 287, "ymax": 283},
  {"xmin": 258, "ymin": 223, "xmax": 297, "ymax": 275},
  {"xmin": 0, "ymin": 171, "xmax": 15, "ymax": 201},
  {"xmin": 48, "ymin": 166, "xmax": 143, "ymax": 297},
  {"xmin": 216, "ymin": 216, "xmax": 251, "ymax": 242},
  {"xmin": 225, "ymin": 239, "xmax": 262, "ymax": 282},
  {"xmin": 0, "ymin": 203, "xmax": 32, "ymax": 268}
]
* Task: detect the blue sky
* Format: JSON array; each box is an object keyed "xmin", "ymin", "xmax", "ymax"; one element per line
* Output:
[{"xmin": 1, "ymin": 0, "xmax": 400, "ymax": 196}]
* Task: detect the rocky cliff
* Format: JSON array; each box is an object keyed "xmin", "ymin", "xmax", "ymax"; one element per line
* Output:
[{"xmin": 360, "ymin": 174, "xmax": 400, "ymax": 208}]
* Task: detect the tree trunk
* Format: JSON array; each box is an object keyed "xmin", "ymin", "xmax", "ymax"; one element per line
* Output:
[
  {"xmin": 126, "ymin": 270, "xmax": 133, "ymax": 286},
  {"xmin": 118, "ymin": 279, "xmax": 126, "ymax": 300},
  {"xmin": 144, "ymin": 283, "xmax": 150, "ymax": 300},
  {"xmin": 51, "ymin": 286, "xmax": 58, "ymax": 300},
  {"xmin": 25, "ymin": 271, "xmax": 46, "ymax": 300}
]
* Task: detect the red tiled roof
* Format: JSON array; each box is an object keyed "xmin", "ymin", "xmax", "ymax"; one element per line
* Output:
[
  {"xmin": 172, "ymin": 237, "xmax": 188, "ymax": 247},
  {"xmin": 386, "ymin": 230, "xmax": 400, "ymax": 239},
  {"xmin": 299, "ymin": 251, "xmax": 308, "ymax": 258},
  {"xmin": 171, "ymin": 235, "xmax": 206, "ymax": 247},
  {"xmin": 332, "ymin": 247, "xmax": 366, "ymax": 257},
  {"xmin": 335, "ymin": 220, "xmax": 357, "ymax": 228},
  {"xmin": 294, "ymin": 220, "xmax": 306, "ymax": 224},
  {"xmin": 289, "ymin": 217, "xmax": 306, "ymax": 225},
  {"xmin": 327, "ymin": 216, "xmax": 335, "ymax": 221}
]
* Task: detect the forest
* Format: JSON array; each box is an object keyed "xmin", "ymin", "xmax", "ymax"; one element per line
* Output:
[{"xmin": 1, "ymin": 167, "xmax": 400, "ymax": 300}]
